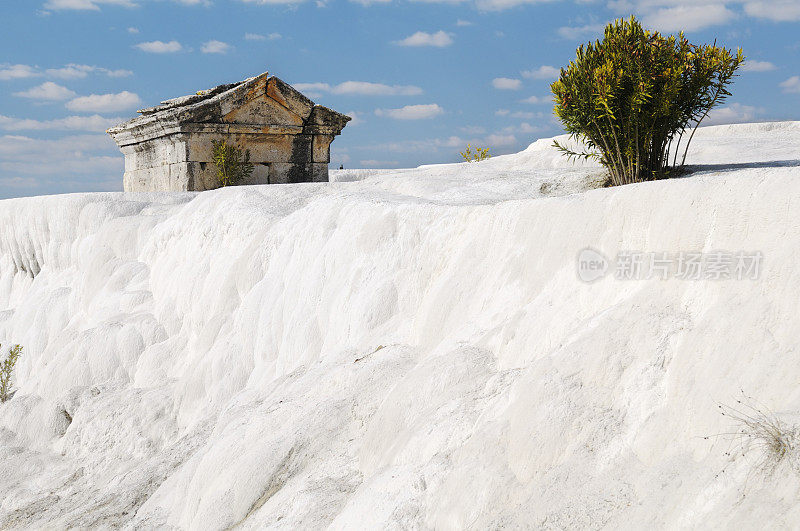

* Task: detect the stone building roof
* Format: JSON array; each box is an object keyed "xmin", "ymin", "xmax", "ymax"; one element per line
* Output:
[{"xmin": 107, "ymin": 71, "xmax": 350, "ymax": 147}]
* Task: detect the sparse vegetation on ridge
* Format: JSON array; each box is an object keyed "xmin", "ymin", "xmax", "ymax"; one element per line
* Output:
[
  {"xmin": 460, "ymin": 144, "xmax": 491, "ymax": 163},
  {"xmin": 0, "ymin": 344, "xmax": 22, "ymax": 403},
  {"xmin": 551, "ymin": 16, "xmax": 744, "ymax": 186}
]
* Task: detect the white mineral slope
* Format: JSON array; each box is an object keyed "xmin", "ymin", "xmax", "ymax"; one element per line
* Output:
[{"xmin": 1, "ymin": 121, "xmax": 800, "ymax": 529}]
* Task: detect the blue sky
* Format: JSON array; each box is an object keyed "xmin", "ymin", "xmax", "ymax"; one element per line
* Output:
[{"xmin": 0, "ymin": 0, "xmax": 798, "ymax": 199}]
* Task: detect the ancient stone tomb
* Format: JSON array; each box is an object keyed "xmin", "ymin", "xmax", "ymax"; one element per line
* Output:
[{"xmin": 107, "ymin": 71, "xmax": 350, "ymax": 192}]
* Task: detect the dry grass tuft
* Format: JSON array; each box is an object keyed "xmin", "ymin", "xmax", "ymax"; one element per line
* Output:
[{"xmin": 705, "ymin": 391, "xmax": 799, "ymax": 492}]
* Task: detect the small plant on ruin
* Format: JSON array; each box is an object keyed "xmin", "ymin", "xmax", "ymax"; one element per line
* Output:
[
  {"xmin": 551, "ymin": 16, "xmax": 744, "ymax": 186},
  {"xmin": 0, "ymin": 344, "xmax": 22, "ymax": 403},
  {"xmin": 460, "ymin": 144, "xmax": 491, "ymax": 163},
  {"xmin": 211, "ymin": 140, "xmax": 254, "ymax": 187}
]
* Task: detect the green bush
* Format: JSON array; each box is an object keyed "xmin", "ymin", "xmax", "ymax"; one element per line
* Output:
[
  {"xmin": 0, "ymin": 344, "xmax": 22, "ymax": 403},
  {"xmin": 551, "ymin": 17, "xmax": 744, "ymax": 186},
  {"xmin": 211, "ymin": 140, "xmax": 254, "ymax": 187},
  {"xmin": 460, "ymin": 144, "xmax": 491, "ymax": 163}
]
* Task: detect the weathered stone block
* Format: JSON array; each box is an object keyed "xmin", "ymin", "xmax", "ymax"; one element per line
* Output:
[
  {"xmin": 268, "ymin": 163, "xmax": 330, "ymax": 184},
  {"xmin": 312, "ymin": 135, "xmax": 333, "ymax": 163},
  {"xmin": 185, "ymin": 133, "xmax": 296, "ymax": 164},
  {"xmin": 311, "ymin": 163, "xmax": 329, "ymax": 182}
]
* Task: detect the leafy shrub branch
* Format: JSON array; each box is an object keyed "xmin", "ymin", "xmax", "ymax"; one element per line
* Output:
[
  {"xmin": 551, "ymin": 16, "xmax": 744, "ymax": 186},
  {"xmin": 212, "ymin": 140, "xmax": 254, "ymax": 187},
  {"xmin": 0, "ymin": 344, "xmax": 22, "ymax": 403}
]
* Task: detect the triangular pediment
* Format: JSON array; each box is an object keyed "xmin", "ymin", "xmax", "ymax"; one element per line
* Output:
[
  {"xmin": 107, "ymin": 71, "xmax": 350, "ymax": 147},
  {"xmin": 217, "ymin": 75, "xmax": 313, "ymax": 127}
]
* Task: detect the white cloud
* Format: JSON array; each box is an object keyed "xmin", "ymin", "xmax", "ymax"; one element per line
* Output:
[
  {"xmin": 0, "ymin": 133, "xmax": 124, "ymax": 197},
  {"xmin": 705, "ymin": 103, "xmax": 764, "ymax": 125},
  {"xmin": 456, "ymin": 19, "xmax": 473, "ymax": 26},
  {"xmin": 521, "ymin": 65, "xmax": 559, "ymax": 80},
  {"xmin": 127, "ymin": 27, "xmax": 139, "ymax": 34},
  {"xmin": 460, "ymin": 125, "xmax": 486, "ymax": 134},
  {"xmin": 642, "ymin": 4, "xmax": 736, "ymax": 32},
  {"xmin": 492, "ymin": 77, "xmax": 522, "ymax": 90},
  {"xmin": 201, "ymin": 40, "xmax": 232, "ymax": 54},
  {"xmin": 135, "ymin": 40, "xmax": 183, "ymax": 53},
  {"xmin": 291, "ymin": 82, "xmax": 331, "ymax": 98},
  {"xmin": 474, "ymin": 0, "xmax": 552, "ymax": 10},
  {"xmin": 364, "ymin": 131, "xmax": 521, "ymax": 156},
  {"xmin": 0, "ymin": 64, "xmax": 41, "ymax": 81},
  {"xmin": 332, "ymin": 81, "xmax": 422, "ymax": 95},
  {"xmin": 43, "ymin": 0, "xmax": 136, "ymax": 9},
  {"xmin": 292, "ymin": 81, "xmax": 423, "ymax": 96},
  {"xmin": 483, "ymin": 133, "xmax": 517, "ymax": 146},
  {"xmin": 606, "ymin": 1, "xmax": 797, "ymax": 27},
  {"xmin": 395, "ymin": 31, "xmax": 454, "ymax": 47},
  {"xmin": 292, "ymin": 83, "xmax": 331, "ymax": 91},
  {"xmin": 511, "ymin": 111, "xmax": 542, "ymax": 119},
  {"xmin": 521, "ymin": 95, "xmax": 551, "ymax": 104},
  {"xmin": 245, "ymin": 32, "xmax": 282, "ymax": 41},
  {"xmin": 0, "ymin": 134, "xmax": 119, "ymax": 173},
  {"xmin": 348, "ymin": 0, "xmax": 392, "ymax": 6},
  {"xmin": 1, "ymin": 63, "xmax": 132, "ymax": 83},
  {"xmin": 46, "ymin": 64, "xmax": 133, "ymax": 79},
  {"xmin": 66, "ymin": 91, "xmax": 141, "ymax": 112},
  {"xmin": 741, "ymin": 60, "xmax": 777, "ymax": 72},
  {"xmin": 557, "ymin": 23, "xmax": 605, "ymax": 40},
  {"xmin": 0, "ymin": 114, "xmax": 123, "ymax": 132},
  {"xmin": 375, "ymin": 103, "xmax": 444, "ymax": 120},
  {"xmin": 780, "ymin": 76, "xmax": 800, "ymax": 94},
  {"xmin": 409, "ymin": 0, "xmax": 466, "ymax": 3},
  {"xmin": 362, "ymin": 135, "xmax": 473, "ymax": 153},
  {"xmin": 0, "ymin": 155, "xmax": 122, "ymax": 177},
  {"xmin": 344, "ymin": 111, "xmax": 364, "ymax": 126},
  {"xmin": 365, "ymin": 136, "xmax": 459, "ymax": 152},
  {"xmin": 495, "ymin": 109, "xmax": 548, "ymax": 120},
  {"xmin": 106, "ymin": 68, "xmax": 134, "ymax": 78},
  {"xmin": 241, "ymin": 0, "xmax": 310, "ymax": 4},
  {"xmin": 43, "ymin": 0, "xmax": 207, "ymax": 8},
  {"xmin": 14, "ymin": 82, "xmax": 77, "ymax": 101},
  {"xmin": 744, "ymin": 1, "xmax": 800, "ymax": 21},
  {"xmin": 0, "ymin": 176, "xmax": 41, "ymax": 189},
  {"xmin": 440, "ymin": 136, "xmax": 467, "ymax": 147},
  {"xmin": 245, "ymin": 0, "xmax": 319, "ymax": 5},
  {"xmin": 500, "ymin": 122, "xmax": 543, "ymax": 134}
]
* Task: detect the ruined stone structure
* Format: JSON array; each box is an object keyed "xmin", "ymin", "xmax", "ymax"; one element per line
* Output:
[{"xmin": 107, "ymin": 71, "xmax": 350, "ymax": 192}]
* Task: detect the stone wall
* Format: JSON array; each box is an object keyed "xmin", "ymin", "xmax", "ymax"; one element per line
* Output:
[{"xmin": 121, "ymin": 128, "xmax": 331, "ymax": 192}]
